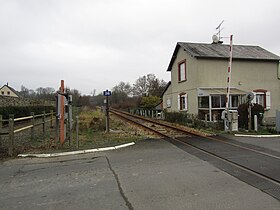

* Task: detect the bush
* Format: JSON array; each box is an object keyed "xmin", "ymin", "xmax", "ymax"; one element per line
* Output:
[
  {"xmin": 238, "ymin": 103, "xmax": 264, "ymax": 129},
  {"xmin": 164, "ymin": 111, "xmax": 193, "ymax": 125}
]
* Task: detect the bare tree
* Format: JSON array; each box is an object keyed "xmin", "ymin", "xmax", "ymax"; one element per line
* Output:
[
  {"xmin": 112, "ymin": 82, "xmax": 132, "ymax": 96},
  {"xmin": 133, "ymin": 74, "xmax": 167, "ymax": 97}
]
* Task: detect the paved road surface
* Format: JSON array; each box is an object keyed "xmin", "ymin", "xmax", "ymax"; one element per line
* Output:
[{"xmin": 0, "ymin": 139, "xmax": 279, "ymax": 210}]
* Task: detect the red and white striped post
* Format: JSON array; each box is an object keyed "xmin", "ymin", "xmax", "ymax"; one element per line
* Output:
[{"xmin": 226, "ymin": 35, "xmax": 233, "ymax": 114}]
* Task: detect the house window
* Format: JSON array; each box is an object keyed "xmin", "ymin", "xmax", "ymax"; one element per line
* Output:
[
  {"xmin": 212, "ymin": 95, "xmax": 220, "ymax": 108},
  {"xmin": 178, "ymin": 60, "xmax": 186, "ymax": 82},
  {"xmin": 166, "ymin": 98, "xmax": 171, "ymax": 108},
  {"xmin": 253, "ymin": 89, "xmax": 271, "ymax": 110},
  {"xmin": 7, "ymin": 91, "xmax": 10, "ymax": 95},
  {"xmin": 198, "ymin": 96, "xmax": 209, "ymax": 108},
  {"xmin": 1, "ymin": 91, "xmax": 4, "ymax": 95},
  {"xmin": 211, "ymin": 95, "xmax": 226, "ymax": 108},
  {"xmin": 178, "ymin": 93, "xmax": 188, "ymax": 111},
  {"xmin": 198, "ymin": 94, "xmax": 242, "ymax": 122},
  {"xmin": 231, "ymin": 95, "xmax": 239, "ymax": 108},
  {"xmin": 256, "ymin": 94, "xmax": 264, "ymax": 106}
]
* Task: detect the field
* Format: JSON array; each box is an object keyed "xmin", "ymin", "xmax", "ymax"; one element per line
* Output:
[{"xmin": 76, "ymin": 107, "xmax": 147, "ymax": 149}]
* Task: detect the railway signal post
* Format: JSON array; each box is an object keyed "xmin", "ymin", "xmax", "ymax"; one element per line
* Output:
[
  {"xmin": 103, "ymin": 90, "xmax": 112, "ymax": 133},
  {"xmin": 56, "ymin": 80, "xmax": 73, "ymax": 145}
]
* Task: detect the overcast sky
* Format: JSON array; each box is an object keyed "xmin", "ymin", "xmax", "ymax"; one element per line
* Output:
[{"xmin": 1, "ymin": 0, "xmax": 280, "ymax": 95}]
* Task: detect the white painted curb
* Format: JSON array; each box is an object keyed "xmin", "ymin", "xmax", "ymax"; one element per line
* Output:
[
  {"xmin": 18, "ymin": 142, "xmax": 135, "ymax": 158},
  {"xmin": 234, "ymin": 134, "xmax": 280, "ymax": 138}
]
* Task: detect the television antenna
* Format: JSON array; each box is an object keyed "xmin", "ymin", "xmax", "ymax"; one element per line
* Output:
[
  {"xmin": 216, "ymin": 20, "xmax": 224, "ymax": 40},
  {"xmin": 212, "ymin": 20, "xmax": 224, "ymax": 43}
]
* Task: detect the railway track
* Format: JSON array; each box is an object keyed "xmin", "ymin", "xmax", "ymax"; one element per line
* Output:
[{"xmin": 110, "ymin": 109, "xmax": 280, "ymax": 201}]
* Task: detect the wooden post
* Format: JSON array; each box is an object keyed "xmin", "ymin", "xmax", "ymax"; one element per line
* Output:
[
  {"xmin": 31, "ymin": 112, "xmax": 35, "ymax": 141},
  {"xmin": 42, "ymin": 111, "xmax": 46, "ymax": 146},
  {"xmin": 50, "ymin": 110, "xmax": 53, "ymax": 128},
  {"xmin": 8, "ymin": 114, "xmax": 14, "ymax": 156},
  {"xmin": 55, "ymin": 116, "xmax": 59, "ymax": 149},
  {"xmin": 68, "ymin": 102, "xmax": 72, "ymax": 145},
  {"xmin": 0, "ymin": 115, "xmax": 2, "ymax": 143},
  {"xmin": 76, "ymin": 116, "xmax": 79, "ymax": 149}
]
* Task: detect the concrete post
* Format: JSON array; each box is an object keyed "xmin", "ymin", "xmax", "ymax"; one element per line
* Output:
[
  {"xmin": 76, "ymin": 116, "xmax": 79, "ymax": 149},
  {"xmin": 254, "ymin": 115, "xmax": 258, "ymax": 132}
]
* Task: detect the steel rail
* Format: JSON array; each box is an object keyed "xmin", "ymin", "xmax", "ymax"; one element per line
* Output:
[
  {"xmin": 111, "ymin": 109, "xmax": 280, "ymax": 187},
  {"xmin": 111, "ymin": 110, "xmax": 166, "ymax": 138},
  {"xmin": 111, "ymin": 109, "xmax": 280, "ymax": 160},
  {"xmin": 110, "ymin": 109, "xmax": 198, "ymax": 136}
]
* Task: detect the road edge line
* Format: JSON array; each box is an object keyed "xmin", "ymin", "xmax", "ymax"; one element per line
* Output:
[{"xmin": 18, "ymin": 142, "xmax": 135, "ymax": 158}]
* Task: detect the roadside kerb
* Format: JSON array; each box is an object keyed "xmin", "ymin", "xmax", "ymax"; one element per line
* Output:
[
  {"xmin": 234, "ymin": 134, "xmax": 280, "ymax": 138},
  {"xmin": 18, "ymin": 142, "xmax": 135, "ymax": 158}
]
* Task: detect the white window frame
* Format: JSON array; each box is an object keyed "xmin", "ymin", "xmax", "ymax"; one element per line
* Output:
[
  {"xmin": 178, "ymin": 60, "xmax": 186, "ymax": 82},
  {"xmin": 178, "ymin": 93, "xmax": 188, "ymax": 111},
  {"xmin": 252, "ymin": 90, "xmax": 271, "ymax": 110}
]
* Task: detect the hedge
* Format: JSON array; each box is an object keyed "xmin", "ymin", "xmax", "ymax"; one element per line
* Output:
[{"xmin": 0, "ymin": 106, "xmax": 55, "ymax": 119}]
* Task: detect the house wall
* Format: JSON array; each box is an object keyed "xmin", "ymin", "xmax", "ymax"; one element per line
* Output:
[
  {"xmin": 162, "ymin": 84, "xmax": 172, "ymax": 112},
  {"xmin": 0, "ymin": 86, "xmax": 18, "ymax": 97},
  {"xmin": 196, "ymin": 59, "xmax": 280, "ymax": 121},
  {"xmin": 164, "ymin": 46, "xmax": 280, "ymax": 123},
  {"xmin": 168, "ymin": 47, "xmax": 199, "ymax": 114}
]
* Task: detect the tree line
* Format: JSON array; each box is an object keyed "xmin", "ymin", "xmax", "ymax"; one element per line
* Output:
[{"xmin": 19, "ymin": 73, "xmax": 167, "ymax": 109}]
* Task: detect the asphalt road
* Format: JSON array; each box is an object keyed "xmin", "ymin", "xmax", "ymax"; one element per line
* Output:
[{"xmin": 0, "ymin": 139, "xmax": 279, "ymax": 210}]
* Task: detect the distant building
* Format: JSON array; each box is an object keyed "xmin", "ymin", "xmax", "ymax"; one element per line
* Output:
[
  {"xmin": 0, "ymin": 83, "xmax": 20, "ymax": 98},
  {"xmin": 162, "ymin": 42, "xmax": 280, "ymax": 124}
]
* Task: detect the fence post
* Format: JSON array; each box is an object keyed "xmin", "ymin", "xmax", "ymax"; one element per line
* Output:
[
  {"xmin": 0, "ymin": 115, "xmax": 2, "ymax": 143},
  {"xmin": 50, "ymin": 110, "xmax": 53, "ymax": 128},
  {"xmin": 42, "ymin": 111, "xmax": 46, "ymax": 146},
  {"xmin": 68, "ymin": 104, "xmax": 73, "ymax": 146},
  {"xmin": 76, "ymin": 116, "xmax": 79, "ymax": 149},
  {"xmin": 55, "ymin": 115, "xmax": 59, "ymax": 148},
  {"xmin": 8, "ymin": 114, "xmax": 14, "ymax": 156},
  {"xmin": 31, "ymin": 112, "xmax": 35, "ymax": 141}
]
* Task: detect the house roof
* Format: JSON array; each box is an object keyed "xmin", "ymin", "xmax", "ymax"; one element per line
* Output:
[
  {"xmin": 0, "ymin": 84, "xmax": 20, "ymax": 97},
  {"xmin": 198, "ymin": 87, "xmax": 247, "ymax": 96},
  {"xmin": 160, "ymin": 81, "xmax": 171, "ymax": 98},
  {"xmin": 167, "ymin": 42, "xmax": 280, "ymax": 71}
]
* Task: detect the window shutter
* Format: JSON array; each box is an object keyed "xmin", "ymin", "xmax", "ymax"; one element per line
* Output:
[
  {"xmin": 184, "ymin": 94, "xmax": 188, "ymax": 111},
  {"xmin": 266, "ymin": 92, "xmax": 271, "ymax": 110},
  {"xmin": 177, "ymin": 95, "xmax": 181, "ymax": 110},
  {"xmin": 252, "ymin": 92, "xmax": 256, "ymax": 104}
]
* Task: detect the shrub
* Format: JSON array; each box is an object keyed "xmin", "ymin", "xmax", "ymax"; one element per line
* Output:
[
  {"xmin": 0, "ymin": 106, "xmax": 55, "ymax": 119},
  {"xmin": 237, "ymin": 103, "xmax": 264, "ymax": 129},
  {"xmin": 164, "ymin": 111, "xmax": 193, "ymax": 125}
]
